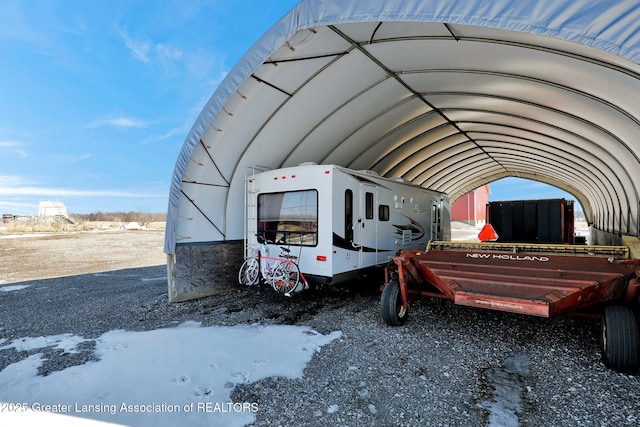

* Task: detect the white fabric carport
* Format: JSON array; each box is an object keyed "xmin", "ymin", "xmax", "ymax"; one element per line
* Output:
[{"xmin": 165, "ymin": 0, "xmax": 640, "ymax": 258}]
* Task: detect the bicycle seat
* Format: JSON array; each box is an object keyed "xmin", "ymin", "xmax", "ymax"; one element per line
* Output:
[{"xmin": 280, "ymin": 247, "xmax": 291, "ymax": 253}]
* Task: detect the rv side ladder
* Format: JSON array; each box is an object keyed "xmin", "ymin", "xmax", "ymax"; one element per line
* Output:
[{"xmin": 243, "ymin": 166, "xmax": 270, "ymax": 258}]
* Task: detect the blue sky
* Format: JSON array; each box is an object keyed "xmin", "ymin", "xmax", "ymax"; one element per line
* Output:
[
  {"xmin": 489, "ymin": 177, "xmax": 578, "ymax": 206},
  {"xmin": 0, "ymin": 1, "xmax": 578, "ymax": 215},
  {"xmin": 489, "ymin": 177, "xmax": 582, "ymax": 214},
  {"xmin": 0, "ymin": 0, "xmax": 299, "ymax": 215}
]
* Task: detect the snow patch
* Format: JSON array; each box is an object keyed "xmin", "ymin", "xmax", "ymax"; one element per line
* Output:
[
  {"xmin": 0, "ymin": 284, "xmax": 30, "ymax": 292},
  {"xmin": 0, "ymin": 322, "xmax": 340, "ymax": 427},
  {"xmin": 1, "ymin": 334, "xmax": 87, "ymax": 353}
]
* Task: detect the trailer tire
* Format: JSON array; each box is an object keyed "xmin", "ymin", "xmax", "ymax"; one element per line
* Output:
[
  {"xmin": 381, "ymin": 280, "xmax": 407, "ymax": 326},
  {"xmin": 601, "ymin": 305, "xmax": 640, "ymax": 373}
]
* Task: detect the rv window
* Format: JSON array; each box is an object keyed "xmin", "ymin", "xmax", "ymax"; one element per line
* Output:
[
  {"xmin": 365, "ymin": 192, "xmax": 374, "ymax": 220},
  {"xmin": 379, "ymin": 204, "xmax": 389, "ymax": 221},
  {"xmin": 345, "ymin": 190, "xmax": 353, "ymax": 241},
  {"xmin": 257, "ymin": 190, "xmax": 318, "ymax": 246}
]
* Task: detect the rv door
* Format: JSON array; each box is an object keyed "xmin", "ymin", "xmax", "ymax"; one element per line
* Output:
[
  {"xmin": 431, "ymin": 202, "xmax": 442, "ymax": 240},
  {"xmin": 357, "ymin": 184, "xmax": 378, "ymax": 267}
]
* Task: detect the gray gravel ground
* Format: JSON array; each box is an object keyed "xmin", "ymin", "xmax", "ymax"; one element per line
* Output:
[{"xmin": 1, "ymin": 265, "xmax": 639, "ymax": 426}]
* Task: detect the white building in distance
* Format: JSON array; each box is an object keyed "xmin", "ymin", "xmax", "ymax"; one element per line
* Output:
[{"xmin": 38, "ymin": 201, "xmax": 68, "ymax": 218}]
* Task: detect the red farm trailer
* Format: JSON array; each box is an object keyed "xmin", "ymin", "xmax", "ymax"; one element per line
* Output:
[{"xmin": 381, "ymin": 241, "xmax": 640, "ymax": 373}]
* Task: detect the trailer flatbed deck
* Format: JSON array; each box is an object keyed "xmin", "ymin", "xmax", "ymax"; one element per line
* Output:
[{"xmin": 381, "ymin": 241, "xmax": 640, "ymax": 373}]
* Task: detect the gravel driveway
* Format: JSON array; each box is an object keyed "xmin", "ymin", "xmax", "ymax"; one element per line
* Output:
[{"xmin": 1, "ymin": 230, "xmax": 639, "ymax": 426}]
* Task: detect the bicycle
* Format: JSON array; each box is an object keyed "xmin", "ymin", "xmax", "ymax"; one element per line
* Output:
[{"xmin": 238, "ymin": 235, "xmax": 307, "ymax": 295}]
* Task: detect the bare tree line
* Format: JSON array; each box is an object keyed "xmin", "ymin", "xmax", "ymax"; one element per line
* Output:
[{"xmin": 73, "ymin": 211, "xmax": 166, "ymax": 226}]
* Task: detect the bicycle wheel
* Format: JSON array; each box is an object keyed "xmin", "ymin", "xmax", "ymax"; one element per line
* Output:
[
  {"xmin": 271, "ymin": 262, "xmax": 300, "ymax": 294},
  {"xmin": 238, "ymin": 258, "xmax": 260, "ymax": 286}
]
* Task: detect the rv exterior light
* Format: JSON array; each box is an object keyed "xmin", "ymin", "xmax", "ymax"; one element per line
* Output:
[{"xmin": 317, "ymin": 255, "xmax": 327, "ymax": 261}]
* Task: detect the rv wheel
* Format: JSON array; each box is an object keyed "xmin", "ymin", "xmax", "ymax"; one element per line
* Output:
[
  {"xmin": 381, "ymin": 280, "xmax": 407, "ymax": 326},
  {"xmin": 601, "ymin": 305, "xmax": 640, "ymax": 373}
]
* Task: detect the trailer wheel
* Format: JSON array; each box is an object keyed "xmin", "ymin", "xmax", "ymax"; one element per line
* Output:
[
  {"xmin": 601, "ymin": 305, "xmax": 640, "ymax": 373},
  {"xmin": 381, "ymin": 280, "xmax": 407, "ymax": 326}
]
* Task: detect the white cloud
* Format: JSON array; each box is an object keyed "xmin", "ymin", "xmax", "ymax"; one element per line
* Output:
[
  {"xmin": 139, "ymin": 126, "xmax": 188, "ymax": 145},
  {"xmin": 157, "ymin": 43, "xmax": 183, "ymax": 61},
  {"xmin": 0, "ymin": 175, "xmax": 32, "ymax": 187},
  {"xmin": 115, "ymin": 25, "xmax": 223, "ymax": 84},
  {"xmin": 156, "ymin": 43, "xmax": 185, "ymax": 77},
  {"xmin": 0, "ymin": 200, "xmax": 38, "ymax": 212},
  {"xmin": 0, "ymin": 2, "xmax": 49, "ymax": 46},
  {"xmin": 116, "ymin": 26, "xmax": 184, "ymax": 73},
  {"xmin": 107, "ymin": 117, "xmax": 148, "ymax": 128},
  {"xmin": 87, "ymin": 116, "xmax": 148, "ymax": 128},
  {"xmin": 0, "ymin": 141, "xmax": 28, "ymax": 158},
  {"xmin": 0, "ymin": 186, "xmax": 165, "ymax": 198},
  {"xmin": 50, "ymin": 153, "xmax": 92, "ymax": 164},
  {"xmin": 116, "ymin": 26, "xmax": 150, "ymax": 62},
  {"xmin": 158, "ymin": 127, "xmax": 183, "ymax": 140},
  {"xmin": 0, "ymin": 175, "xmax": 167, "ymax": 215}
]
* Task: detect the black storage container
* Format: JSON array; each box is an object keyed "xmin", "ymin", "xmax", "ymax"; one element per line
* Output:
[{"xmin": 487, "ymin": 198, "xmax": 574, "ymax": 244}]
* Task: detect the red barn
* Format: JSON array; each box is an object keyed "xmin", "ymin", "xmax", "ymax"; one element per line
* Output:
[{"xmin": 451, "ymin": 185, "xmax": 491, "ymax": 226}]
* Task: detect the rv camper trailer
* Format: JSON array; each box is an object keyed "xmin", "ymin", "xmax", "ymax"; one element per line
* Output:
[{"xmin": 244, "ymin": 163, "xmax": 450, "ymax": 288}]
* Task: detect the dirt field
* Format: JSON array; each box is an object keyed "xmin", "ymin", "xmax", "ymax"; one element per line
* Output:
[
  {"xmin": 0, "ymin": 229, "xmax": 166, "ymax": 284},
  {"xmin": 0, "ymin": 220, "xmax": 586, "ymax": 285}
]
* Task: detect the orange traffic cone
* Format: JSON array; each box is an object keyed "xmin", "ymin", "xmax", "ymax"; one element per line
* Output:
[{"xmin": 478, "ymin": 223, "xmax": 499, "ymax": 242}]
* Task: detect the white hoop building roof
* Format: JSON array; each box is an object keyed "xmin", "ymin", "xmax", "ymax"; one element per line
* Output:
[{"xmin": 165, "ymin": 0, "xmax": 640, "ymax": 301}]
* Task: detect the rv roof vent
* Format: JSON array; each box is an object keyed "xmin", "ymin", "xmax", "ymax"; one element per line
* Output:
[
  {"xmin": 299, "ymin": 162, "xmax": 318, "ymax": 166},
  {"xmin": 392, "ymin": 177, "xmax": 410, "ymax": 183},
  {"xmin": 359, "ymin": 169, "xmax": 379, "ymax": 176}
]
